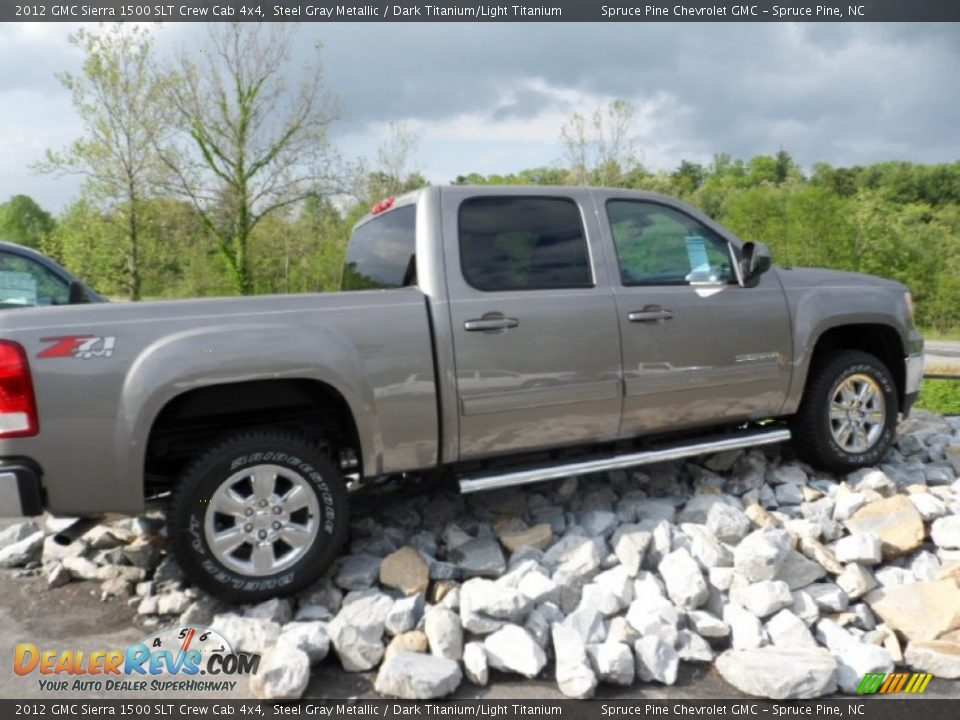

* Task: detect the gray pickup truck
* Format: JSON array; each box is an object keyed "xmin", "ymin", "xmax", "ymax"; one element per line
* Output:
[{"xmin": 0, "ymin": 186, "xmax": 923, "ymax": 601}]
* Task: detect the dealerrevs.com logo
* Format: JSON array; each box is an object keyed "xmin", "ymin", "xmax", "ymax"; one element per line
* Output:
[{"xmin": 14, "ymin": 626, "xmax": 260, "ymax": 693}]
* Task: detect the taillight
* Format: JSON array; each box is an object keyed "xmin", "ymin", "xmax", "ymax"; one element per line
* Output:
[{"xmin": 0, "ymin": 341, "xmax": 38, "ymax": 438}]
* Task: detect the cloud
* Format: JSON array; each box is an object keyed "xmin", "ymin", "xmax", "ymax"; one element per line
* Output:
[{"xmin": 1, "ymin": 21, "xmax": 958, "ymax": 212}]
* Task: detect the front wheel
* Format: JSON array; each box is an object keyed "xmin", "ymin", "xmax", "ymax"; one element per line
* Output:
[
  {"xmin": 791, "ymin": 350, "xmax": 899, "ymax": 474},
  {"xmin": 167, "ymin": 431, "xmax": 348, "ymax": 603}
]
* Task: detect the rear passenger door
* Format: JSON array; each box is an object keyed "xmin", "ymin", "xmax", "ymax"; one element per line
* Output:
[{"xmin": 442, "ymin": 190, "xmax": 622, "ymax": 461}]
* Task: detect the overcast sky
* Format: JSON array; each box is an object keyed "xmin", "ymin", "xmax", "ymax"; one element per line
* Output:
[{"xmin": 1, "ymin": 21, "xmax": 958, "ymax": 212}]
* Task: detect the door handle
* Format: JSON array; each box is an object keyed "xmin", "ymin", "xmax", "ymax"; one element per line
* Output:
[
  {"xmin": 628, "ymin": 307, "xmax": 673, "ymax": 322},
  {"xmin": 464, "ymin": 316, "xmax": 519, "ymax": 331}
]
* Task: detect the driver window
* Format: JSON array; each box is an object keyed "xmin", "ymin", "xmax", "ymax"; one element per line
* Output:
[
  {"xmin": 0, "ymin": 251, "xmax": 70, "ymax": 307},
  {"xmin": 606, "ymin": 200, "xmax": 735, "ymax": 286}
]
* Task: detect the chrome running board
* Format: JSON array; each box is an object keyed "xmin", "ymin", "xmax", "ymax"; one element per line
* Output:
[{"xmin": 458, "ymin": 428, "xmax": 791, "ymax": 494}]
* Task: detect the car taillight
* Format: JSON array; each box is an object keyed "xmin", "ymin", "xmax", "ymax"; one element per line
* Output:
[{"xmin": 0, "ymin": 341, "xmax": 38, "ymax": 438}]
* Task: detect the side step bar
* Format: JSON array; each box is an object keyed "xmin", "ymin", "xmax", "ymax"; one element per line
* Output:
[{"xmin": 458, "ymin": 428, "xmax": 791, "ymax": 494}]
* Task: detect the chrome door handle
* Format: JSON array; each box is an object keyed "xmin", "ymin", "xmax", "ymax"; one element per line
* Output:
[
  {"xmin": 628, "ymin": 308, "xmax": 673, "ymax": 322},
  {"xmin": 464, "ymin": 317, "xmax": 519, "ymax": 331}
]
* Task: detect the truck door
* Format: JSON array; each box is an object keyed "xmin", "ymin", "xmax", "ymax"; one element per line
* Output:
[
  {"xmin": 596, "ymin": 194, "xmax": 792, "ymax": 437},
  {"xmin": 442, "ymin": 189, "xmax": 622, "ymax": 461}
]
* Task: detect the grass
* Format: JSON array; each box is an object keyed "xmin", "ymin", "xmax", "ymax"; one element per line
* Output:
[
  {"xmin": 920, "ymin": 327, "xmax": 960, "ymax": 342},
  {"xmin": 916, "ymin": 371, "xmax": 960, "ymax": 415}
]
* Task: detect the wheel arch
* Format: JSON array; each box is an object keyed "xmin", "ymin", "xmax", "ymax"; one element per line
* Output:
[
  {"xmin": 799, "ymin": 323, "xmax": 906, "ymax": 411},
  {"xmin": 143, "ymin": 377, "xmax": 364, "ymax": 502}
]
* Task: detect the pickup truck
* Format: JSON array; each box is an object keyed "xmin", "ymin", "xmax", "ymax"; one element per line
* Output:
[{"xmin": 0, "ymin": 186, "xmax": 924, "ymax": 601}]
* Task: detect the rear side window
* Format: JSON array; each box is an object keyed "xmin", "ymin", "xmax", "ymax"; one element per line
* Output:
[
  {"xmin": 458, "ymin": 197, "xmax": 592, "ymax": 292},
  {"xmin": 0, "ymin": 251, "xmax": 69, "ymax": 307},
  {"xmin": 342, "ymin": 205, "xmax": 417, "ymax": 291}
]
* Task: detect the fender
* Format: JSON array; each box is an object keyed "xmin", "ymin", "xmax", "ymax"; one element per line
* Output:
[
  {"xmin": 781, "ymin": 281, "xmax": 913, "ymax": 414},
  {"xmin": 117, "ymin": 323, "xmax": 382, "ymax": 508}
]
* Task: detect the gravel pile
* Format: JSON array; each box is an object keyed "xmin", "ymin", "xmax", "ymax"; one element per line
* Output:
[{"xmin": 2, "ymin": 410, "xmax": 959, "ymax": 700}]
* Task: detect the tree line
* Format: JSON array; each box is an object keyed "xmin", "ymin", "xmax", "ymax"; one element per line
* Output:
[{"xmin": 0, "ymin": 25, "xmax": 957, "ymax": 333}]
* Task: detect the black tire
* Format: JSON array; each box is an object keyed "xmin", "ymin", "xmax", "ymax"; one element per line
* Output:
[
  {"xmin": 167, "ymin": 430, "xmax": 348, "ymax": 604},
  {"xmin": 791, "ymin": 350, "xmax": 898, "ymax": 474}
]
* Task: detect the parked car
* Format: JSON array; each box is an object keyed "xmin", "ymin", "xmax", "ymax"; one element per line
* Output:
[
  {"xmin": 0, "ymin": 240, "xmax": 103, "ymax": 308},
  {"xmin": 0, "ymin": 186, "xmax": 923, "ymax": 601}
]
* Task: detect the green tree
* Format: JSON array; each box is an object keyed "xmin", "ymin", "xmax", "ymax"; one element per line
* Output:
[
  {"xmin": 0, "ymin": 195, "xmax": 55, "ymax": 249},
  {"xmin": 160, "ymin": 24, "xmax": 342, "ymax": 295},
  {"xmin": 35, "ymin": 24, "xmax": 171, "ymax": 300}
]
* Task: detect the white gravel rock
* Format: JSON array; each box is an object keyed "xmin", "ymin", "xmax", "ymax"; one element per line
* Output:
[
  {"xmin": 386, "ymin": 594, "xmax": 425, "ymax": 636},
  {"xmin": 483, "ymin": 625, "xmax": 547, "ymax": 678},
  {"xmin": 610, "ymin": 525, "xmax": 651, "ymax": 576},
  {"xmin": 931, "ymin": 515, "xmax": 960, "ymax": 549},
  {"xmin": 775, "ymin": 483, "xmax": 804, "ymax": 506},
  {"xmin": 716, "ymin": 648, "xmax": 837, "ymax": 699},
  {"xmin": 543, "ymin": 534, "xmax": 602, "ymax": 578},
  {"xmin": 730, "ymin": 580, "xmax": 793, "ymax": 618},
  {"xmin": 775, "ymin": 551, "xmax": 827, "ymax": 590},
  {"xmin": 461, "ymin": 578, "xmax": 531, "ymax": 621},
  {"xmin": 449, "ymin": 537, "xmax": 506, "ymax": 578},
  {"xmin": 0, "ymin": 531, "xmax": 44, "ymax": 568},
  {"xmin": 807, "ymin": 583, "xmax": 849, "ymax": 612},
  {"xmin": 905, "ymin": 641, "xmax": 960, "ymax": 678},
  {"xmin": 706, "ymin": 503, "xmax": 752, "ymax": 544},
  {"xmin": 908, "ymin": 493, "xmax": 947, "ymax": 521},
  {"xmin": 425, "ymin": 607, "xmax": 463, "ymax": 661},
  {"xmin": 211, "ymin": 613, "xmax": 281, "ymax": 654},
  {"xmin": 516, "ymin": 569, "xmax": 560, "ymax": 606},
  {"xmin": 723, "ymin": 604, "xmax": 765, "ymax": 650},
  {"xmin": 553, "ymin": 624, "xmax": 597, "ymax": 698},
  {"xmin": 768, "ymin": 464, "xmax": 808, "ymax": 486},
  {"xmin": 463, "ymin": 642, "xmax": 489, "ymax": 686},
  {"xmin": 836, "ymin": 564, "xmax": 878, "ymax": 600},
  {"xmin": 334, "ymin": 553, "xmax": 382, "ymax": 590},
  {"xmin": 374, "ymin": 651, "xmax": 462, "ymax": 699},
  {"xmin": 834, "ymin": 644, "xmax": 893, "ymax": 694},
  {"xmin": 244, "ymin": 598, "xmax": 293, "ymax": 624},
  {"xmin": 277, "ymin": 622, "xmax": 330, "ymax": 665},
  {"xmin": 579, "ymin": 583, "xmax": 621, "ymax": 617},
  {"xmin": 687, "ymin": 610, "xmax": 730, "ymax": 638},
  {"xmin": 814, "ymin": 619, "xmax": 858, "ymax": 653},
  {"xmin": 0, "ymin": 521, "xmax": 40, "ymax": 548},
  {"xmin": 593, "ymin": 565, "xmax": 634, "ymax": 609},
  {"xmin": 634, "ymin": 636, "xmax": 679, "ymax": 685},
  {"xmin": 734, "ymin": 528, "xmax": 793, "ymax": 582},
  {"xmin": 588, "ymin": 642, "xmax": 634, "ymax": 686},
  {"xmin": 681, "ymin": 524, "xmax": 733, "ymax": 569},
  {"xmin": 910, "ymin": 551, "xmax": 942, "ymax": 582},
  {"xmin": 327, "ymin": 590, "xmax": 393, "ymax": 671},
  {"xmin": 626, "ymin": 596, "xmax": 679, "ymax": 646},
  {"xmin": 677, "ymin": 629, "xmax": 714, "ymax": 663},
  {"xmin": 834, "ymin": 533, "xmax": 883, "ymax": 565},
  {"xmin": 561, "ymin": 605, "xmax": 606, "ymax": 644},
  {"xmin": 766, "ymin": 609, "xmax": 818, "ymax": 649},
  {"xmin": 250, "ymin": 646, "xmax": 310, "ymax": 700},
  {"xmin": 789, "ymin": 591, "xmax": 821, "ymax": 626},
  {"xmin": 658, "ymin": 548, "xmax": 709, "ymax": 609}
]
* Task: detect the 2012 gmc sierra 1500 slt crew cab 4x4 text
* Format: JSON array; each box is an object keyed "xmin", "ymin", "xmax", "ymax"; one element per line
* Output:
[{"xmin": 0, "ymin": 186, "xmax": 924, "ymax": 601}]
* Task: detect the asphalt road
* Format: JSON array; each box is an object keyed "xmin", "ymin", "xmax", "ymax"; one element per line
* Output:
[{"xmin": 926, "ymin": 340, "xmax": 960, "ymax": 373}]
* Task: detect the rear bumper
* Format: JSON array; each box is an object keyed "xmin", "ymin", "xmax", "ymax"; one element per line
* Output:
[
  {"xmin": 903, "ymin": 353, "xmax": 924, "ymax": 416},
  {"xmin": 0, "ymin": 463, "xmax": 44, "ymax": 516}
]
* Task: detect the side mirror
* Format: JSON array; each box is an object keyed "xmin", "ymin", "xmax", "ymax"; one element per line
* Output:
[
  {"xmin": 739, "ymin": 241, "xmax": 772, "ymax": 285},
  {"xmin": 67, "ymin": 280, "xmax": 89, "ymax": 305}
]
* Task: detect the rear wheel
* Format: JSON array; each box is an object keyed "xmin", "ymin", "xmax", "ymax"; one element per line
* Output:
[
  {"xmin": 791, "ymin": 350, "xmax": 898, "ymax": 473},
  {"xmin": 167, "ymin": 430, "xmax": 347, "ymax": 603}
]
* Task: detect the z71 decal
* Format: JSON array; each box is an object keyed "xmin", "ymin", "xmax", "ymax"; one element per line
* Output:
[{"xmin": 38, "ymin": 335, "xmax": 116, "ymax": 359}]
